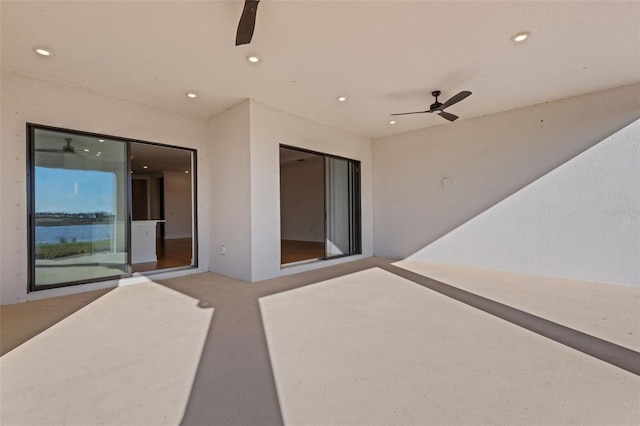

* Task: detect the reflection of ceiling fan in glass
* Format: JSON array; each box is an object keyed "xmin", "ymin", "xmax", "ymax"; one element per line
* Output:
[{"xmin": 35, "ymin": 138, "xmax": 83, "ymax": 156}]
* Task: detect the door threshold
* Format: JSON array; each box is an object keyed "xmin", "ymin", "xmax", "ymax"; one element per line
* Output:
[{"xmin": 281, "ymin": 257, "xmax": 323, "ymax": 268}]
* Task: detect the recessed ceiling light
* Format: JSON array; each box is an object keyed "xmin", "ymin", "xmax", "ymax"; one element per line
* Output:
[
  {"xmin": 337, "ymin": 96, "xmax": 347, "ymax": 102},
  {"xmin": 84, "ymin": 148, "xmax": 90, "ymax": 152},
  {"xmin": 246, "ymin": 55, "xmax": 261, "ymax": 63},
  {"xmin": 33, "ymin": 47, "xmax": 52, "ymax": 56},
  {"xmin": 98, "ymin": 139, "xmax": 104, "ymax": 142},
  {"xmin": 186, "ymin": 92, "xmax": 198, "ymax": 98},
  {"xmin": 143, "ymin": 165, "xmax": 148, "ymax": 169},
  {"xmin": 96, "ymin": 152, "xmax": 102, "ymax": 157},
  {"xmin": 185, "ymin": 170, "xmax": 190, "ymax": 174},
  {"xmin": 389, "ymin": 120, "xmax": 396, "ymax": 125},
  {"xmin": 511, "ymin": 31, "xmax": 531, "ymax": 43}
]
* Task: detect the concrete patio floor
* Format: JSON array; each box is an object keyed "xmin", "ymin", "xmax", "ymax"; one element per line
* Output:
[{"xmin": 1, "ymin": 257, "xmax": 639, "ymax": 425}]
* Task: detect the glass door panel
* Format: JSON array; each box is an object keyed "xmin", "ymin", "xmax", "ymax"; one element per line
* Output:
[
  {"xmin": 129, "ymin": 142, "xmax": 195, "ymax": 272},
  {"xmin": 32, "ymin": 128, "xmax": 128, "ymax": 289},
  {"xmin": 325, "ymin": 157, "xmax": 351, "ymax": 258},
  {"xmin": 279, "ymin": 146, "xmax": 326, "ymax": 264}
]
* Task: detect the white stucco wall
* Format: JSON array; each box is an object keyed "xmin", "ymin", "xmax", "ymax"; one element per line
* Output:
[
  {"xmin": 207, "ymin": 101, "xmax": 253, "ymax": 282},
  {"xmin": 207, "ymin": 100, "xmax": 374, "ymax": 282},
  {"xmin": 250, "ymin": 100, "xmax": 374, "ymax": 281},
  {"xmin": 0, "ymin": 70, "xmax": 210, "ymax": 304},
  {"xmin": 408, "ymin": 120, "xmax": 640, "ymax": 286},
  {"xmin": 374, "ymin": 84, "xmax": 640, "ymax": 286}
]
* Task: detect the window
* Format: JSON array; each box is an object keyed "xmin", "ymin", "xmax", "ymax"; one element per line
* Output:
[
  {"xmin": 279, "ymin": 146, "xmax": 361, "ymax": 265},
  {"xmin": 27, "ymin": 124, "xmax": 197, "ymax": 291}
]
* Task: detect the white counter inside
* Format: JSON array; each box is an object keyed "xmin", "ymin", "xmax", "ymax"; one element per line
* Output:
[{"xmin": 131, "ymin": 220, "xmax": 165, "ymax": 264}]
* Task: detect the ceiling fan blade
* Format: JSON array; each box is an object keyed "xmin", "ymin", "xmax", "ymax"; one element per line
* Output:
[
  {"xmin": 235, "ymin": 0, "xmax": 260, "ymax": 46},
  {"xmin": 438, "ymin": 111, "xmax": 459, "ymax": 121},
  {"xmin": 390, "ymin": 110, "xmax": 430, "ymax": 116},
  {"xmin": 440, "ymin": 91, "xmax": 472, "ymax": 110}
]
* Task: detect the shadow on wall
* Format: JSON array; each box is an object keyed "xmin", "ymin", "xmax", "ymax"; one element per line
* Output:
[
  {"xmin": 373, "ymin": 84, "xmax": 640, "ymax": 272},
  {"xmin": 406, "ymin": 119, "xmax": 640, "ymax": 287}
]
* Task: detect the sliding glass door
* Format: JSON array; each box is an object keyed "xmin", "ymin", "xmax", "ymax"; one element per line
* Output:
[
  {"xmin": 280, "ymin": 145, "xmax": 361, "ymax": 265},
  {"xmin": 28, "ymin": 125, "xmax": 197, "ymax": 291},
  {"xmin": 325, "ymin": 157, "xmax": 360, "ymax": 258},
  {"xmin": 129, "ymin": 142, "xmax": 195, "ymax": 273},
  {"xmin": 30, "ymin": 128, "xmax": 129, "ymax": 289}
]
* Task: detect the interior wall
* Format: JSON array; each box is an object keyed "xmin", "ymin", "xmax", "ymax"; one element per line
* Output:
[
  {"xmin": 0, "ymin": 70, "xmax": 210, "ymax": 305},
  {"xmin": 163, "ymin": 171, "xmax": 193, "ymax": 239},
  {"xmin": 148, "ymin": 172, "xmax": 163, "ymax": 237},
  {"xmin": 207, "ymin": 101, "xmax": 253, "ymax": 282},
  {"xmin": 131, "ymin": 176, "xmax": 150, "ymax": 220},
  {"xmin": 280, "ymin": 156, "xmax": 325, "ymax": 243},
  {"xmin": 250, "ymin": 100, "xmax": 374, "ymax": 282},
  {"xmin": 406, "ymin": 120, "xmax": 640, "ymax": 286},
  {"xmin": 373, "ymin": 84, "xmax": 640, "ymax": 284}
]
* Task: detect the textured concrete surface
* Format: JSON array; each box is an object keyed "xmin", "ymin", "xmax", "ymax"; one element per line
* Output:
[
  {"xmin": 1, "ymin": 257, "xmax": 639, "ymax": 425},
  {"xmin": 1, "ymin": 283, "xmax": 212, "ymax": 425},
  {"xmin": 395, "ymin": 261, "xmax": 640, "ymax": 352},
  {"xmin": 261, "ymin": 267, "xmax": 639, "ymax": 425},
  {"xmin": 0, "ymin": 288, "xmax": 112, "ymax": 355}
]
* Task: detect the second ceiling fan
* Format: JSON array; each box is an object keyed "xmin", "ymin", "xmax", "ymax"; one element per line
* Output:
[{"xmin": 391, "ymin": 90, "xmax": 472, "ymax": 122}]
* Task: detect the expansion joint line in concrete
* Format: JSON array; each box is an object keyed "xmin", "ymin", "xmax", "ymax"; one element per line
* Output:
[{"xmin": 381, "ymin": 264, "xmax": 640, "ymax": 376}]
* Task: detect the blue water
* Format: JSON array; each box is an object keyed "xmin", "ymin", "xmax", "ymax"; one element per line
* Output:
[{"xmin": 36, "ymin": 224, "xmax": 114, "ymax": 244}]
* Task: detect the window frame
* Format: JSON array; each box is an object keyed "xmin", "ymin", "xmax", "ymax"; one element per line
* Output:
[
  {"xmin": 279, "ymin": 144, "xmax": 362, "ymax": 265},
  {"xmin": 26, "ymin": 123, "xmax": 198, "ymax": 292}
]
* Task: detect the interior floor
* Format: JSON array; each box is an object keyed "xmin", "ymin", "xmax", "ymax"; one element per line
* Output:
[
  {"xmin": 131, "ymin": 237, "xmax": 192, "ymax": 273},
  {"xmin": 1, "ymin": 258, "xmax": 638, "ymax": 425},
  {"xmin": 280, "ymin": 239, "xmax": 324, "ymax": 264}
]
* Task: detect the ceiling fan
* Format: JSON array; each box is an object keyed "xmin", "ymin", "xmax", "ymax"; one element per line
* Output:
[
  {"xmin": 391, "ymin": 90, "xmax": 472, "ymax": 122},
  {"xmin": 236, "ymin": 0, "xmax": 260, "ymax": 46},
  {"xmin": 35, "ymin": 138, "xmax": 82, "ymax": 156}
]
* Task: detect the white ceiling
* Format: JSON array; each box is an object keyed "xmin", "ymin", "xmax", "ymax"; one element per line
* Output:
[{"xmin": 2, "ymin": 1, "xmax": 639, "ymax": 138}]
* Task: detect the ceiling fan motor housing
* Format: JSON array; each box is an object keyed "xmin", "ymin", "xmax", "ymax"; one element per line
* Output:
[
  {"xmin": 430, "ymin": 91, "xmax": 442, "ymax": 111},
  {"xmin": 63, "ymin": 138, "xmax": 75, "ymax": 152}
]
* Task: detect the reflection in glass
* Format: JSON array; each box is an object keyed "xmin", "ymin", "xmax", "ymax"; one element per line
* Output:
[
  {"xmin": 33, "ymin": 129, "xmax": 128, "ymax": 288},
  {"xmin": 325, "ymin": 157, "xmax": 353, "ymax": 257}
]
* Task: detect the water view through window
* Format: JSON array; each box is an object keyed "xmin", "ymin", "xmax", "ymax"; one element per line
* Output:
[
  {"xmin": 29, "ymin": 125, "xmax": 198, "ymax": 290},
  {"xmin": 32, "ymin": 128, "xmax": 128, "ymax": 288}
]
